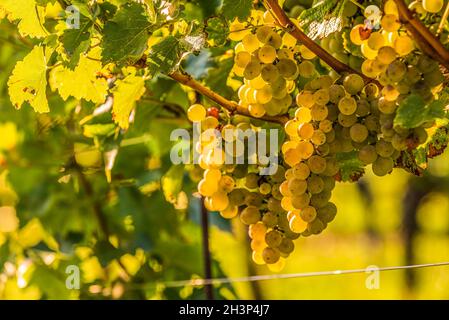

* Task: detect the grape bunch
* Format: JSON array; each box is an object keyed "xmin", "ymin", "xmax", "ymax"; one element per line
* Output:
[{"xmin": 188, "ymin": 2, "xmax": 448, "ymax": 270}]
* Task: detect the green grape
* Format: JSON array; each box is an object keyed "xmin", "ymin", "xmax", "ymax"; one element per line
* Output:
[
  {"xmin": 423, "ymin": 69, "xmax": 445, "ymax": 88},
  {"xmin": 343, "ymin": 74, "xmax": 364, "ymax": 95},
  {"xmin": 391, "ymin": 134, "xmax": 408, "ymax": 151},
  {"xmin": 261, "ymin": 64, "xmax": 280, "ymax": 83},
  {"xmin": 267, "ymin": 197, "xmax": 284, "ymax": 213},
  {"xmin": 265, "ymin": 31, "xmax": 282, "ymax": 49},
  {"xmin": 262, "ymin": 211, "xmax": 278, "ymax": 228},
  {"xmin": 300, "ymin": 206, "xmax": 317, "ymax": 222},
  {"xmin": 307, "ymin": 155, "xmax": 327, "ymax": 174},
  {"xmin": 187, "ymin": 104, "xmax": 206, "ymax": 122},
  {"xmin": 277, "ymin": 238, "xmax": 294, "ymax": 255},
  {"xmin": 288, "ymin": 178, "xmax": 308, "ymax": 195},
  {"xmin": 235, "ymin": 51, "xmax": 252, "ymax": 68},
  {"xmin": 372, "ymin": 156, "xmax": 394, "ymax": 176},
  {"xmin": 307, "ymin": 218, "xmax": 326, "ymax": 235},
  {"xmin": 298, "ymin": 61, "xmax": 316, "ymax": 78},
  {"xmin": 307, "ymin": 175, "xmax": 324, "ymax": 194},
  {"xmin": 378, "ymin": 97, "xmax": 397, "ymax": 114},
  {"xmin": 271, "ymin": 166, "xmax": 286, "ymax": 183},
  {"xmin": 422, "ymin": 0, "xmax": 444, "ymax": 13},
  {"xmin": 356, "ymin": 99, "xmax": 371, "ymax": 117},
  {"xmin": 256, "ymin": 26, "xmax": 273, "ymax": 43},
  {"xmin": 417, "ymin": 55, "xmax": 439, "ymax": 73},
  {"xmin": 358, "ymin": 145, "xmax": 378, "ymax": 164},
  {"xmin": 244, "ymin": 61, "xmax": 262, "ymax": 80},
  {"xmin": 376, "ymin": 139, "xmax": 395, "ymax": 157},
  {"xmin": 365, "ymin": 115, "xmax": 380, "ymax": 131},
  {"xmin": 310, "ymin": 190, "xmax": 332, "ymax": 208},
  {"xmin": 319, "ymin": 119, "xmax": 333, "ymax": 133},
  {"xmin": 338, "ymin": 97, "xmax": 357, "ymax": 115},
  {"xmin": 240, "ymin": 206, "xmax": 261, "ymax": 225},
  {"xmin": 291, "ymin": 193, "xmax": 311, "ymax": 209},
  {"xmin": 258, "ymin": 45, "xmax": 277, "ymax": 64},
  {"xmin": 228, "ymin": 188, "xmax": 247, "ymax": 206},
  {"xmin": 329, "ymin": 85, "xmax": 346, "ymax": 104},
  {"xmin": 338, "ymin": 113, "xmax": 357, "ymax": 127},
  {"xmin": 349, "ymin": 123, "xmax": 368, "ymax": 143},
  {"xmin": 311, "ymin": 130, "xmax": 326, "ymax": 146},
  {"xmin": 323, "ymin": 157, "xmax": 339, "ymax": 176},
  {"xmin": 245, "ymin": 192, "xmax": 264, "ymax": 207},
  {"xmin": 414, "ymin": 127, "xmax": 428, "ymax": 144},
  {"xmin": 292, "ymin": 162, "xmax": 310, "ymax": 180},
  {"xmin": 311, "ymin": 104, "xmax": 329, "ymax": 121},
  {"xmin": 322, "ymin": 176, "xmax": 336, "ymax": 191},
  {"xmin": 317, "ymin": 202, "xmax": 337, "ymax": 223},
  {"xmin": 377, "ymin": 46, "xmax": 397, "ymax": 65},
  {"xmin": 363, "ymin": 83, "xmax": 379, "ymax": 100},
  {"xmin": 313, "ymin": 88, "xmax": 330, "ymax": 105},
  {"xmin": 259, "ymin": 182, "xmax": 272, "ymax": 195},
  {"xmin": 367, "ymin": 32, "xmax": 385, "ymax": 51},
  {"xmin": 242, "ymin": 33, "xmax": 260, "ymax": 53},
  {"xmin": 262, "ymin": 247, "xmax": 280, "ymax": 264},
  {"xmin": 386, "ymin": 60, "xmax": 407, "ymax": 82},
  {"xmin": 265, "ymin": 230, "xmax": 283, "ymax": 247},
  {"xmin": 245, "ymin": 173, "xmax": 259, "ymax": 189},
  {"xmin": 277, "ymin": 59, "xmax": 298, "ymax": 79}
]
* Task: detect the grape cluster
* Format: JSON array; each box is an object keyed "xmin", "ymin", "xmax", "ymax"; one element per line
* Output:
[{"xmin": 188, "ymin": 2, "xmax": 448, "ymax": 270}]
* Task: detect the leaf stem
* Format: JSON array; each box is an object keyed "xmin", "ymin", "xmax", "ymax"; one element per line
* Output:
[
  {"xmin": 263, "ymin": 0, "xmax": 380, "ymax": 86},
  {"xmin": 393, "ymin": 0, "xmax": 449, "ymax": 70},
  {"xmin": 168, "ymin": 71, "xmax": 289, "ymax": 125},
  {"xmin": 437, "ymin": 1, "xmax": 449, "ymax": 37}
]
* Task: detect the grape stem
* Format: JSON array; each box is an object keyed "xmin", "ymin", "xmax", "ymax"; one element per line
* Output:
[
  {"xmin": 393, "ymin": 0, "xmax": 449, "ymax": 71},
  {"xmin": 169, "ymin": 71, "xmax": 289, "ymax": 125},
  {"xmin": 263, "ymin": 0, "xmax": 381, "ymax": 87},
  {"xmin": 437, "ymin": 1, "xmax": 449, "ymax": 37}
]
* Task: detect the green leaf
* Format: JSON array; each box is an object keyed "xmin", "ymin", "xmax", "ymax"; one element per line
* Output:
[
  {"xmin": 8, "ymin": 46, "xmax": 52, "ymax": 113},
  {"xmin": 83, "ymin": 123, "xmax": 116, "ymax": 138},
  {"xmin": 111, "ymin": 74, "xmax": 146, "ymax": 129},
  {"xmin": 221, "ymin": 0, "xmax": 253, "ymax": 20},
  {"xmin": 394, "ymin": 94, "xmax": 447, "ymax": 129},
  {"xmin": 161, "ymin": 165, "xmax": 185, "ymax": 204},
  {"xmin": 205, "ymin": 17, "xmax": 228, "ymax": 46},
  {"xmin": 299, "ymin": 0, "xmax": 345, "ymax": 39},
  {"xmin": 203, "ymin": 57, "xmax": 234, "ymax": 98},
  {"xmin": 60, "ymin": 14, "xmax": 93, "ymax": 57},
  {"xmin": 414, "ymin": 125, "xmax": 449, "ymax": 167},
  {"xmin": 336, "ymin": 151, "xmax": 364, "ymax": 182},
  {"xmin": 0, "ymin": 0, "xmax": 48, "ymax": 38},
  {"xmin": 102, "ymin": 3, "xmax": 152, "ymax": 65},
  {"xmin": 147, "ymin": 36, "xmax": 183, "ymax": 76}
]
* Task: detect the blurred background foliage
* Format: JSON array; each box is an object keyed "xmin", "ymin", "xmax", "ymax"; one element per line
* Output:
[{"xmin": 0, "ymin": 1, "xmax": 449, "ymax": 300}]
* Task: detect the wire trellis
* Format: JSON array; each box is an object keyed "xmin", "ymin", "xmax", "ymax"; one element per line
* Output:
[{"xmin": 156, "ymin": 261, "xmax": 449, "ymax": 288}]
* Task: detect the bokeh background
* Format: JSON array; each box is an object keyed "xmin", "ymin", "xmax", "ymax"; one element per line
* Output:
[{"xmin": 1, "ymin": 2, "xmax": 449, "ymax": 300}]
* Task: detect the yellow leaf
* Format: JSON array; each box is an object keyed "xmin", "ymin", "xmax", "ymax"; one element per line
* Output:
[
  {"xmin": 0, "ymin": 206, "xmax": 19, "ymax": 233},
  {"xmin": 0, "ymin": 0, "xmax": 48, "ymax": 38},
  {"xmin": 8, "ymin": 46, "xmax": 51, "ymax": 113},
  {"xmin": 49, "ymin": 48, "xmax": 108, "ymax": 104},
  {"xmin": 0, "ymin": 122, "xmax": 20, "ymax": 150},
  {"xmin": 111, "ymin": 74, "xmax": 146, "ymax": 129},
  {"xmin": 17, "ymin": 218, "xmax": 45, "ymax": 248}
]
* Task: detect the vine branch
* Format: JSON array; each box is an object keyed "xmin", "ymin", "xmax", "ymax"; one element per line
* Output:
[
  {"xmin": 394, "ymin": 0, "xmax": 449, "ymax": 70},
  {"xmin": 263, "ymin": 0, "xmax": 380, "ymax": 86},
  {"xmin": 169, "ymin": 71, "xmax": 289, "ymax": 125}
]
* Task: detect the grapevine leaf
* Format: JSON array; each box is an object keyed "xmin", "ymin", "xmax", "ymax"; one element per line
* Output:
[
  {"xmin": 111, "ymin": 74, "xmax": 146, "ymax": 129},
  {"xmin": 221, "ymin": 0, "xmax": 252, "ymax": 21},
  {"xmin": 336, "ymin": 151, "xmax": 365, "ymax": 182},
  {"xmin": 147, "ymin": 36, "xmax": 183, "ymax": 76},
  {"xmin": 394, "ymin": 94, "xmax": 448, "ymax": 129},
  {"xmin": 203, "ymin": 57, "xmax": 234, "ymax": 98},
  {"xmin": 414, "ymin": 125, "xmax": 449, "ymax": 167},
  {"xmin": 299, "ymin": 0, "xmax": 346, "ymax": 40},
  {"xmin": 102, "ymin": 3, "xmax": 152, "ymax": 65},
  {"xmin": 49, "ymin": 47, "xmax": 108, "ymax": 104},
  {"xmin": 0, "ymin": 0, "xmax": 48, "ymax": 38},
  {"xmin": 161, "ymin": 165, "xmax": 185, "ymax": 204},
  {"xmin": 205, "ymin": 17, "xmax": 228, "ymax": 46},
  {"xmin": 60, "ymin": 13, "xmax": 93, "ymax": 57},
  {"xmin": 8, "ymin": 46, "xmax": 52, "ymax": 113}
]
